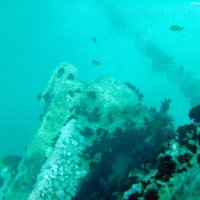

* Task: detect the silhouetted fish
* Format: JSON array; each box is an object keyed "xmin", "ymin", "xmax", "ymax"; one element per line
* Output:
[
  {"xmin": 189, "ymin": 104, "xmax": 200, "ymax": 123},
  {"xmin": 92, "ymin": 59, "xmax": 102, "ymax": 67},
  {"xmin": 169, "ymin": 25, "xmax": 184, "ymax": 32},
  {"xmin": 92, "ymin": 37, "xmax": 97, "ymax": 43}
]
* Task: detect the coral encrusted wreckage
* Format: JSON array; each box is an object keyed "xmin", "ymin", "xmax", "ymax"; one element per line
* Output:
[{"xmin": 0, "ymin": 63, "xmax": 200, "ymax": 200}]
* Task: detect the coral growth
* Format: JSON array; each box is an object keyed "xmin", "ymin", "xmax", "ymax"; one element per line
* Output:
[{"xmin": 1, "ymin": 63, "xmax": 197, "ymax": 200}]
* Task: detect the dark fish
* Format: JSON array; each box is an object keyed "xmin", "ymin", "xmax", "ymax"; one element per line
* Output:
[
  {"xmin": 92, "ymin": 59, "xmax": 102, "ymax": 67},
  {"xmin": 169, "ymin": 25, "xmax": 184, "ymax": 32},
  {"xmin": 189, "ymin": 104, "xmax": 200, "ymax": 123},
  {"xmin": 92, "ymin": 37, "xmax": 97, "ymax": 43}
]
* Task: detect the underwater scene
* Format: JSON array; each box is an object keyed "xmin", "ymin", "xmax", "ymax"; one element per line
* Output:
[{"xmin": 1, "ymin": 0, "xmax": 200, "ymax": 199}]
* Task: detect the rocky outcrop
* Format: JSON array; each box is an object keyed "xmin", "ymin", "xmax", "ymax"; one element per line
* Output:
[{"xmin": 0, "ymin": 63, "xmax": 174, "ymax": 200}]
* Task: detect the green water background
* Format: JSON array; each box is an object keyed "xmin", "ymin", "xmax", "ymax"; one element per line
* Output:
[{"xmin": 0, "ymin": 0, "xmax": 200, "ymax": 158}]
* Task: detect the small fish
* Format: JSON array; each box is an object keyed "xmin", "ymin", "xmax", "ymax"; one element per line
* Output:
[
  {"xmin": 128, "ymin": 168, "xmax": 146, "ymax": 180},
  {"xmin": 169, "ymin": 25, "xmax": 184, "ymax": 32},
  {"xmin": 92, "ymin": 37, "xmax": 97, "ymax": 43},
  {"xmin": 92, "ymin": 59, "xmax": 102, "ymax": 67}
]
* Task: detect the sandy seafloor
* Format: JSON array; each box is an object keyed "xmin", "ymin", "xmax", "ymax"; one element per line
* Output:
[{"xmin": 0, "ymin": 0, "xmax": 200, "ymax": 158}]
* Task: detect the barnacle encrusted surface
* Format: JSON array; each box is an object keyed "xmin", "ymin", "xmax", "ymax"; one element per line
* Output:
[{"xmin": 1, "ymin": 63, "xmax": 174, "ymax": 200}]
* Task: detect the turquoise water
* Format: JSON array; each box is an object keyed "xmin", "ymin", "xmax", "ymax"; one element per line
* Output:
[{"xmin": 0, "ymin": 0, "xmax": 200, "ymax": 158}]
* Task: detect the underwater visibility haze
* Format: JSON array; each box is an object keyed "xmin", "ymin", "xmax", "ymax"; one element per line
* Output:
[{"xmin": 0, "ymin": 0, "xmax": 200, "ymax": 199}]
